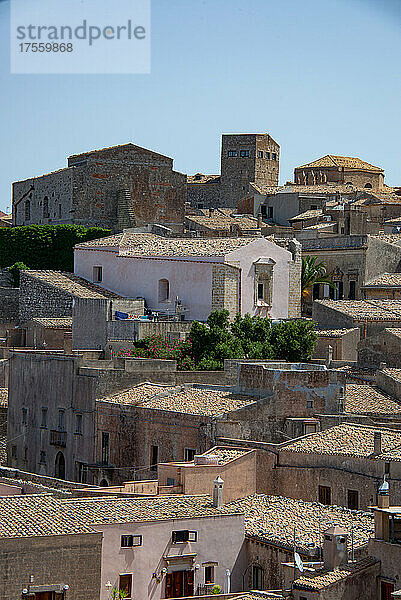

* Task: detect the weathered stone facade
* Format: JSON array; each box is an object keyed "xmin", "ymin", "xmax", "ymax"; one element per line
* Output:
[
  {"xmin": 0, "ymin": 533, "xmax": 102, "ymax": 600},
  {"xmin": 187, "ymin": 133, "xmax": 280, "ymax": 209},
  {"xmin": 13, "ymin": 144, "xmax": 186, "ymax": 231},
  {"xmin": 211, "ymin": 264, "xmax": 240, "ymax": 319},
  {"xmin": 294, "ymin": 155, "xmax": 385, "ymax": 189}
]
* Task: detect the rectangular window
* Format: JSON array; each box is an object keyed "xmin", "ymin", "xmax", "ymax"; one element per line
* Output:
[
  {"xmin": 39, "ymin": 450, "xmax": 46, "ymax": 464},
  {"xmin": 121, "ymin": 534, "xmax": 142, "ymax": 548},
  {"xmin": 338, "ymin": 281, "xmax": 344, "ymax": 299},
  {"xmin": 257, "ymin": 282, "xmax": 264, "ymax": 300},
  {"xmin": 265, "ymin": 151, "xmax": 270, "ymax": 159},
  {"xmin": 102, "ymin": 432, "xmax": 110, "ymax": 465},
  {"xmin": 258, "ymin": 150, "xmax": 263, "ymax": 158},
  {"xmin": 24, "ymin": 446, "xmax": 28, "ymax": 461},
  {"xmin": 347, "ymin": 489, "xmax": 359, "ymax": 510},
  {"xmin": 11, "ymin": 446, "xmax": 17, "ymax": 459},
  {"xmin": 385, "ymin": 462, "xmax": 390, "ymax": 475},
  {"xmin": 205, "ymin": 566, "xmax": 214, "ymax": 584},
  {"xmin": 318, "ymin": 485, "xmax": 331, "ymax": 505},
  {"xmin": 240, "ymin": 150, "xmax": 250, "ymax": 157},
  {"xmin": 260, "ymin": 205, "xmax": 267, "ymax": 217},
  {"xmin": 272, "ymin": 152, "xmax": 277, "ymax": 160},
  {"xmin": 184, "ymin": 448, "xmax": 196, "ymax": 462},
  {"xmin": 22, "ymin": 408, "xmax": 27, "ymax": 425},
  {"xmin": 93, "ymin": 266, "xmax": 103, "ymax": 283},
  {"xmin": 167, "ymin": 477, "xmax": 175, "ymax": 486},
  {"xmin": 267, "ymin": 206, "xmax": 273, "ymax": 219},
  {"xmin": 75, "ymin": 413, "xmax": 83, "ymax": 434},
  {"xmin": 119, "ymin": 574, "xmax": 132, "ymax": 600},
  {"xmin": 58, "ymin": 409, "xmax": 65, "ymax": 431},
  {"xmin": 228, "ymin": 150, "xmax": 237, "ymax": 157},
  {"xmin": 349, "ymin": 280, "xmax": 356, "ymax": 300},
  {"xmin": 172, "ymin": 530, "xmax": 198, "ymax": 543},
  {"xmin": 310, "ymin": 204, "xmax": 318, "ymax": 210},
  {"xmin": 150, "ymin": 445, "xmax": 158, "ymax": 471},
  {"xmin": 306, "ymin": 400, "xmax": 313, "ymax": 409},
  {"xmin": 313, "ymin": 283, "xmax": 320, "ymax": 300},
  {"xmin": 41, "ymin": 408, "xmax": 47, "ymax": 428}
]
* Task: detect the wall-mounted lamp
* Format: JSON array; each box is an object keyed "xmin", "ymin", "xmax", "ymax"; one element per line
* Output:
[
  {"xmin": 161, "ymin": 568, "xmax": 167, "ymax": 575},
  {"xmin": 22, "ymin": 590, "xmax": 28, "ymax": 596},
  {"xmin": 195, "ymin": 564, "xmax": 200, "ymax": 571},
  {"xmin": 152, "ymin": 572, "xmax": 161, "ymax": 584},
  {"xmin": 63, "ymin": 585, "xmax": 69, "ymax": 591},
  {"xmin": 105, "ymin": 582, "xmax": 112, "ymax": 590}
]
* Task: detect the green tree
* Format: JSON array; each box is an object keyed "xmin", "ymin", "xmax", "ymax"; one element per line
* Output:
[
  {"xmin": 301, "ymin": 255, "xmax": 334, "ymax": 299},
  {"xmin": 7, "ymin": 261, "xmax": 28, "ymax": 287},
  {"xmin": 268, "ymin": 319, "xmax": 317, "ymax": 362}
]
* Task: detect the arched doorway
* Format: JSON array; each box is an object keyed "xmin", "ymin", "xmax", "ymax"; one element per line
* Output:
[
  {"xmin": 55, "ymin": 452, "xmax": 65, "ymax": 479},
  {"xmin": 99, "ymin": 479, "xmax": 108, "ymax": 487}
]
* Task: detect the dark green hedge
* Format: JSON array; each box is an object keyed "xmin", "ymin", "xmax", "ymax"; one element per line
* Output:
[{"xmin": 0, "ymin": 225, "xmax": 110, "ymax": 272}]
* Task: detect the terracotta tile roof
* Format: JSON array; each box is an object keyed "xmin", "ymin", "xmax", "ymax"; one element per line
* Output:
[
  {"xmin": 382, "ymin": 368, "xmax": 401, "ymax": 383},
  {"xmin": 297, "ymin": 155, "xmax": 383, "ymax": 173},
  {"xmin": 185, "ymin": 211, "xmax": 259, "ymax": 231},
  {"xmin": 316, "ymin": 328, "xmax": 358, "ymax": 337},
  {"xmin": 304, "ymin": 222, "xmax": 335, "ymax": 230},
  {"xmin": 345, "ymin": 384, "xmax": 401, "ymax": 415},
  {"xmin": 226, "ymin": 494, "xmax": 373, "ymax": 552},
  {"xmin": 97, "ymin": 383, "xmax": 258, "ymax": 416},
  {"xmin": 293, "ymin": 556, "xmax": 379, "ymax": 591},
  {"xmin": 201, "ymin": 447, "xmax": 253, "ymax": 465},
  {"xmin": 235, "ymin": 593, "xmax": 285, "ymax": 600},
  {"xmin": 369, "ymin": 234, "xmax": 401, "ymax": 246},
  {"xmin": 289, "ymin": 209, "xmax": 323, "ymax": 221},
  {"xmin": 385, "ymin": 217, "xmax": 401, "ymax": 225},
  {"xmin": 0, "ymin": 389, "xmax": 7, "ymax": 408},
  {"xmin": 315, "ymin": 299, "xmax": 401, "ymax": 321},
  {"xmin": 284, "ymin": 182, "xmax": 358, "ymax": 194},
  {"xmin": 281, "ymin": 423, "xmax": 401, "ymax": 459},
  {"xmin": 77, "ymin": 232, "xmax": 263, "ymax": 257},
  {"xmin": 187, "ymin": 174, "xmax": 220, "ymax": 184},
  {"xmin": 62, "ymin": 495, "xmax": 243, "ymax": 524},
  {"xmin": 24, "ymin": 271, "xmax": 124, "ymax": 299},
  {"xmin": 0, "ymin": 496, "xmax": 95, "ymax": 538},
  {"xmin": 363, "ymin": 273, "xmax": 401, "ymax": 287},
  {"xmin": 30, "ymin": 317, "xmax": 73, "ymax": 328}
]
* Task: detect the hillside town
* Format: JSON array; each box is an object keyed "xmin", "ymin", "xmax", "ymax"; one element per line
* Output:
[{"xmin": 2, "ymin": 132, "xmax": 401, "ymax": 600}]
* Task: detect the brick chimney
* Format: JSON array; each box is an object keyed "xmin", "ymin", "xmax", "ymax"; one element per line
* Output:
[
  {"xmin": 374, "ymin": 432, "xmax": 382, "ymax": 456},
  {"xmin": 323, "ymin": 526, "xmax": 348, "ymax": 571},
  {"xmin": 213, "ymin": 475, "xmax": 224, "ymax": 508}
]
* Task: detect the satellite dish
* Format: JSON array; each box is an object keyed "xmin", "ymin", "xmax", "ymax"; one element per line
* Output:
[{"xmin": 294, "ymin": 552, "xmax": 304, "ymax": 572}]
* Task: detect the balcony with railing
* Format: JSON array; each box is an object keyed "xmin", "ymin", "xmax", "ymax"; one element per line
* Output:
[{"xmin": 50, "ymin": 430, "xmax": 67, "ymax": 447}]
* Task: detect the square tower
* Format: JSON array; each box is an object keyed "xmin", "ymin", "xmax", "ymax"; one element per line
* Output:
[{"xmin": 220, "ymin": 133, "xmax": 280, "ymax": 207}]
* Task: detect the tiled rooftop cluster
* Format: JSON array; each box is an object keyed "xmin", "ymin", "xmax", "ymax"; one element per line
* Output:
[
  {"xmin": 364, "ymin": 273, "xmax": 401, "ymax": 287},
  {"xmin": 226, "ymin": 494, "xmax": 373, "ymax": 552},
  {"xmin": 30, "ymin": 317, "xmax": 73, "ymax": 328},
  {"xmin": 293, "ymin": 556, "xmax": 379, "ymax": 591},
  {"xmin": 281, "ymin": 423, "xmax": 401, "ymax": 459},
  {"xmin": 316, "ymin": 299, "xmax": 401, "ymax": 321},
  {"xmin": 98, "ymin": 383, "xmax": 257, "ymax": 416},
  {"xmin": 24, "ymin": 270, "xmax": 124, "ymax": 299},
  {"xmin": 78, "ymin": 231, "xmax": 263, "ymax": 257},
  {"xmin": 202, "ymin": 447, "xmax": 253, "ymax": 465},
  {"xmin": 316, "ymin": 328, "xmax": 356, "ymax": 338},
  {"xmin": 187, "ymin": 173, "xmax": 220, "ymax": 184},
  {"xmin": 345, "ymin": 384, "xmax": 401, "ymax": 416},
  {"xmin": 383, "ymin": 368, "xmax": 401, "ymax": 383},
  {"xmin": 186, "ymin": 210, "xmax": 260, "ymax": 231},
  {"xmin": 290, "ymin": 209, "xmax": 323, "ymax": 221},
  {"xmin": 298, "ymin": 155, "xmax": 383, "ymax": 173}
]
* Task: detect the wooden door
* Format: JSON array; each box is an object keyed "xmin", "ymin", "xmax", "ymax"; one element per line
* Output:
[
  {"xmin": 165, "ymin": 571, "xmax": 194, "ymax": 598},
  {"xmin": 184, "ymin": 570, "xmax": 194, "ymax": 596},
  {"xmin": 381, "ymin": 581, "xmax": 394, "ymax": 600}
]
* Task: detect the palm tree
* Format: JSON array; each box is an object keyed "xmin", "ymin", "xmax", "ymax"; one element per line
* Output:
[{"xmin": 301, "ymin": 255, "xmax": 334, "ymax": 298}]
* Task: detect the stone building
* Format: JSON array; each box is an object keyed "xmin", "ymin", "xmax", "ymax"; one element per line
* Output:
[
  {"xmin": 7, "ymin": 353, "xmax": 345, "ymax": 486},
  {"xmin": 312, "ymin": 299, "xmax": 401, "ymax": 338},
  {"xmin": 358, "ymin": 328, "xmax": 401, "ymax": 369},
  {"xmin": 294, "ymin": 155, "xmax": 385, "ymax": 189},
  {"xmin": 313, "ymin": 328, "xmax": 360, "ymax": 362},
  {"xmin": 0, "ymin": 495, "xmax": 102, "ymax": 600},
  {"xmin": 184, "ymin": 208, "xmax": 262, "ymax": 237},
  {"xmin": 362, "ymin": 273, "xmax": 401, "ymax": 300},
  {"xmin": 303, "ymin": 234, "xmax": 401, "ymax": 304},
  {"xmin": 74, "ymin": 231, "xmax": 302, "ymax": 321},
  {"xmin": 187, "ymin": 133, "xmax": 280, "ymax": 209},
  {"xmin": 12, "ymin": 143, "xmax": 186, "ymax": 231}
]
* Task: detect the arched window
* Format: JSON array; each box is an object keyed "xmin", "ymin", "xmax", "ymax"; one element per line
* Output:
[
  {"xmin": 55, "ymin": 451, "xmax": 65, "ymax": 479},
  {"xmin": 252, "ymin": 565, "xmax": 264, "ymax": 590},
  {"xmin": 99, "ymin": 479, "xmax": 109, "ymax": 487},
  {"xmin": 24, "ymin": 199, "xmax": 30, "ymax": 221},
  {"xmin": 364, "ymin": 183, "xmax": 372, "ymax": 189},
  {"xmin": 43, "ymin": 196, "xmax": 49, "ymax": 218},
  {"xmin": 158, "ymin": 278, "xmax": 169, "ymax": 302}
]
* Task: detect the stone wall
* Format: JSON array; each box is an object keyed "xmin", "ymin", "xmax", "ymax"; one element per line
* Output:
[
  {"xmin": 19, "ymin": 272, "xmax": 73, "ymax": 323},
  {"xmin": 13, "ymin": 144, "xmax": 186, "ymax": 231},
  {"xmin": 211, "ymin": 264, "xmax": 239, "ymax": 318},
  {"xmin": 186, "ymin": 182, "xmax": 220, "ymax": 209},
  {"xmin": 358, "ymin": 330, "xmax": 401, "ymax": 368},
  {"xmin": 0, "ymin": 288, "xmax": 19, "ymax": 323},
  {"xmin": 0, "ymin": 533, "xmax": 102, "ymax": 600}
]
